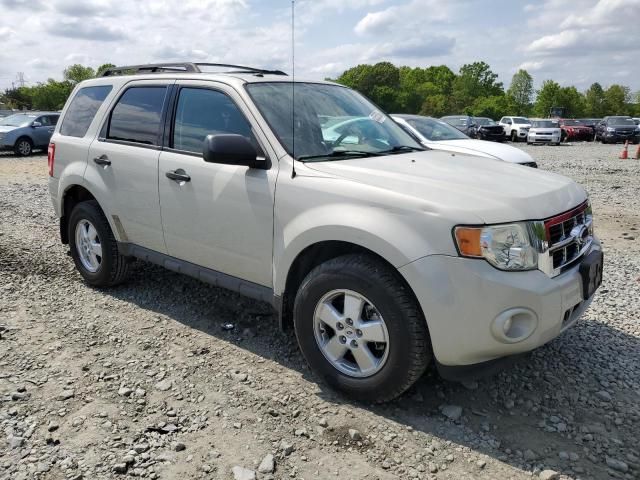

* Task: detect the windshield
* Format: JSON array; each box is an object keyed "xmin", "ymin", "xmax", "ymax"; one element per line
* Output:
[
  {"xmin": 512, "ymin": 117, "xmax": 530, "ymax": 124},
  {"xmin": 0, "ymin": 114, "xmax": 36, "ymax": 127},
  {"xmin": 442, "ymin": 116, "xmax": 469, "ymax": 127},
  {"xmin": 475, "ymin": 117, "xmax": 496, "ymax": 126},
  {"xmin": 562, "ymin": 119, "xmax": 584, "ymax": 126},
  {"xmin": 532, "ymin": 120, "xmax": 558, "ymax": 128},
  {"xmin": 609, "ymin": 117, "xmax": 635, "ymax": 126},
  {"xmin": 245, "ymin": 82, "xmax": 422, "ymax": 161},
  {"xmin": 406, "ymin": 117, "xmax": 468, "ymax": 141}
]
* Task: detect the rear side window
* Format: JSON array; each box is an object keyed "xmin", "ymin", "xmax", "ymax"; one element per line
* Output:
[
  {"xmin": 172, "ymin": 88, "xmax": 254, "ymax": 154},
  {"xmin": 108, "ymin": 87, "xmax": 167, "ymax": 145},
  {"xmin": 60, "ymin": 86, "xmax": 112, "ymax": 137}
]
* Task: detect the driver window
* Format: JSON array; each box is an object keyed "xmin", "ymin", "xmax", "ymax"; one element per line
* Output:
[
  {"xmin": 173, "ymin": 87, "xmax": 256, "ymax": 154},
  {"xmin": 36, "ymin": 116, "xmax": 50, "ymax": 126}
]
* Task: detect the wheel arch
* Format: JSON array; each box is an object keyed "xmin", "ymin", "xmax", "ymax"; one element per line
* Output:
[{"xmin": 60, "ymin": 184, "xmax": 99, "ymax": 244}]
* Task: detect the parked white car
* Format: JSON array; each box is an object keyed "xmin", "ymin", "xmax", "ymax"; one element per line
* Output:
[
  {"xmin": 499, "ymin": 116, "xmax": 532, "ymax": 142},
  {"xmin": 392, "ymin": 114, "xmax": 537, "ymax": 167},
  {"xmin": 48, "ymin": 63, "xmax": 602, "ymax": 402},
  {"xmin": 527, "ymin": 119, "xmax": 562, "ymax": 145}
]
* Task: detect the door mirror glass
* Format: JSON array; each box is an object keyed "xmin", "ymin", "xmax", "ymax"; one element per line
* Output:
[
  {"xmin": 32, "ymin": 121, "xmax": 42, "ymax": 128},
  {"xmin": 203, "ymin": 134, "xmax": 266, "ymax": 169}
]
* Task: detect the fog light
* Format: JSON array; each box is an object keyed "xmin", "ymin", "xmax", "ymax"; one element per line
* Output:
[{"xmin": 491, "ymin": 308, "xmax": 538, "ymax": 343}]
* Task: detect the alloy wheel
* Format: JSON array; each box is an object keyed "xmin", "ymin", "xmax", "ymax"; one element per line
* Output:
[{"xmin": 75, "ymin": 219, "xmax": 103, "ymax": 273}]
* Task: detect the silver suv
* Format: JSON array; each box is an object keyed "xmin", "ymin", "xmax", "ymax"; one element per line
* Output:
[{"xmin": 49, "ymin": 63, "xmax": 603, "ymax": 402}]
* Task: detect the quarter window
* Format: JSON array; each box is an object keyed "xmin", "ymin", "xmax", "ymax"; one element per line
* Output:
[
  {"xmin": 60, "ymin": 85, "xmax": 112, "ymax": 138},
  {"xmin": 108, "ymin": 87, "xmax": 167, "ymax": 145},
  {"xmin": 172, "ymin": 88, "xmax": 254, "ymax": 154}
]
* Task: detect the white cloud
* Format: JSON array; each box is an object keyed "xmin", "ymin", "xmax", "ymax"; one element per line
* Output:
[
  {"xmin": 518, "ymin": 60, "xmax": 544, "ymax": 72},
  {"xmin": 354, "ymin": 0, "xmax": 451, "ymax": 36}
]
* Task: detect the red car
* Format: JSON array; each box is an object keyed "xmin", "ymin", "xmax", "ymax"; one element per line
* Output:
[{"xmin": 558, "ymin": 119, "xmax": 593, "ymax": 141}]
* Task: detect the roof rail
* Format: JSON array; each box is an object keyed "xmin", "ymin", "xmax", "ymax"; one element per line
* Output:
[{"xmin": 100, "ymin": 62, "xmax": 287, "ymax": 77}]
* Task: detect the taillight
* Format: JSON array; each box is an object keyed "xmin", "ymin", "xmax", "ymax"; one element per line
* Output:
[{"xmin": 47, "ymin": 143, "xmax": 55, "ymax": 177}]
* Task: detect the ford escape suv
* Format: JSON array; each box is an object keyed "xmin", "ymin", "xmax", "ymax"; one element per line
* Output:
[{"xmin": 48, "ymin": 63, "xmax": 603, "ymax": 402}]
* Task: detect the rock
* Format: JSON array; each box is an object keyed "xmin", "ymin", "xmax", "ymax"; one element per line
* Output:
[
  {"xmin": 605, "ymin": 456, "xmax": 628, "ymax": 473},
  {"xmin": 524, "ymin": 449, "xmax": 537, "ymax": 461},
  {"xmin": 461, "ymin": 380, "xmax": 478, "ymax": 390},
  {"xmin": 595, "ymin": 390, "xmax": 612, "ymax": 402},
  {"xmin": 476, "ymin": 459, "xmax": 486, "ymax": 469},
  {"xmin": 318, "ymin": 417, "xmax": 328, "ymax": 427},
  {"xmin": 429, "ymin": 462, "xmax": 438, "ymax": 473},
  {"xmin": 440, "ymin": 404, "xmax": 463, "ymax": 421},
  {"xmin": 294, "ymin": 428, "xmax": 308, "ymax": 437},
  {"xmin": 59, "ymin": 389, "xmax": 75, "ymax": 400},
  {"xmin": 154, "ymin": 379, "xmax": 173, "ymax": 391},
  {"xmin": 504, "ymin": 399, "xmax": 515, "ymax": 409},
  {"xmin": 538, "ymin": 470, "xmax": 559, "ymax": 480},
  {"xmin": 279, "ymin": 440, "xmax": 294, "ymax": 456},
  {"xmin": 558, "ymin": 451, "xmax": 569, "ymax": 460},
  {"xmin": 133, "ymin": 443, "xmax": 150, "ymax": 453},
  {"xmin": 230, "ymin": 371, "xmax": 248, "ymax": 382},
  {"xmin": 112, "ymin": 463, "xmax": 128, "ymax": 474},
  {"xmin": 173, "ymin": 442, "xmax": 186, "ymax": 452},
  {"xmin": 348, "ymin": 428, "xmax": 362, "ymax": 441},
  {"xmin": 258, "ymin": 453, "xmax": 275, "ymax": 474},
  {"xmin": 118, "ymin": 386, "xmax": 133, "ymax": 397},
  {"xmin": 47, "ymin": 421, "xmax": 60, "ymax": 432},
  {"xmin": 7, "ymin": 435, "xmax": 25, "ymax": 449},
  {"xmin": 232, "ymin": 466, "xmax": 256, "ymax": 480}
]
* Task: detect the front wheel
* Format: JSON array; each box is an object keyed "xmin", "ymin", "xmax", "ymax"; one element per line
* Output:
[
  {"xmin": 293, "ymin": 254, "xmax": 431, "ymax": 403},
  {"xmin": 14, "ymin": 137, "xmax": 33, "ymax": 157},
  {"xmin": 510, "ymin": 130, "xmax": 518, "ymax": 142},
  {"xmin": 68, "ymin": 200, "xmax": 130, "ymax": 287}
]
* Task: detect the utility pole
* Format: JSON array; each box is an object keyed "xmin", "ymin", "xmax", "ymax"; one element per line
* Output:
[{"xmin": 16, "ymin": 72, "xmax": 26, "ymax": 87}]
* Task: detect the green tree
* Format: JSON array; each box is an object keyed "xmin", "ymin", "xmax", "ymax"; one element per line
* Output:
[
  {"xmin": 63, "ymin": 64, "xmax": 96, "ymax": 84},
  {"xmin": 604, "ymin": 84, "xmax": 631, "ymax": 115},
  {"xmin": 96, "ymin": 63, "xmax": 116, "ymax": 77},
  {"xmin": 584, "ymin": 83, "xmax": 606, "ymax": 117},
  {"xmin": 30, "ymin": 79, "xmax": 74, "ymax": 110},
  {"xmin": 557, "ymin": 86, "xmax": 586, "ymax": 117},
  {"xmin": 397, "ymin": 65, "xmax": 455, "ymax": 113},
  {"xmin": 1, "ymin": 87, "xmax": 33, "ymax": 109},
  {"xmin": 451, "ymin": 61, "xmax": 503, "ymax": 111},
  {"xmin": 507, "ymin": 69, "xmax": 533, "ymax": 115},
  {"xmin": 419, "ymin": 93, "xmax": 449, "ymax": 117},
  {"xmin": 534, "ymin": 80, "xmax": 561, "ymax": 117},
  {"xmin": 470, "ymin": 95, "xmax": 516, "ymax": 119},
  {"xmin": 336, "ymin": 62, "xmax": 401, "ymax": 111}
]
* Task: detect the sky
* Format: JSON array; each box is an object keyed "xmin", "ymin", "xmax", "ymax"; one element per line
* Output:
[{"xmin": 1, "ymin": 0, "xmax": 639, "ymax": 94}]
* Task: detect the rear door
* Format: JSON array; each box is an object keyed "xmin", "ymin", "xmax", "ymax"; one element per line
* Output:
[
  {"xmin": 86, "ymin": 80, "xmax": 173, "ymax": 253},
  {"xmin": 158, "ymin": 81, "xmax": 277, "ymax": 287}
]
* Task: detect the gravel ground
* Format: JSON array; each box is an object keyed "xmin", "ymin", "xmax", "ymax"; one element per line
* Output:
[{"xmin": 1, "ymin": 143, "xmax": 639, "ymax": 480}]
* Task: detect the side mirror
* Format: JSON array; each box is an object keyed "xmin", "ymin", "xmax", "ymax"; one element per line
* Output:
[
  {"xmin": 202, "ymin": 134, "xmax": 267, "ymax": 169},
  {"xmin": 32, "ymin": 121, "xmax": 42, "ymax": 128}
]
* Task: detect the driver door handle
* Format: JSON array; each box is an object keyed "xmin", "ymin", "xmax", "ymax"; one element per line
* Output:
[
  {"xmin": 166, "ymin": 169, "xmax": 191, "ymax": 183},
  {"xmin": 93, "ymin": 154, "xmax": 111, "ymax": 166}
]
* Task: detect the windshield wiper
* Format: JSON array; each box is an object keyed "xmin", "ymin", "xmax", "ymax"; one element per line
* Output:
[
  {"xmin": 297, "ymin": 150, "xmax": 382, "ymax": 162},
  {"xmin": 378, "ymin": 145, "xmax": 425, "ymax": 154}
]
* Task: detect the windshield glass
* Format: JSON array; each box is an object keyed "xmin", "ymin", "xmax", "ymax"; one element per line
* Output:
[
  {"xmin": 406, "ymin": 117, "xmax": 468, "ymax": 141},
  {"xmin": 512, "ymin": 117, "xmax": 530, "ymax": 124},
  {"xmin": 245, "ymin": 82, "xmax": 422, "ymax": 161},
  {"xmin": 442, "ymin": 116, "xmax": 469, "ymax": 127},
  {"xmin": 562, "ymin": 119, "xmax": 583, "ymax": 126},
  {"xmin": 532, "ymin": 120, "xmax": 558, "ymax": 128},
  {"xmin": 0, "ymin": 114, "xmax": 36, "ymax": 127},
  {"xmin": 609, "ymin": 117, "xmax": 635, "ymax": 126},
  {"xmin": 475, "ymin": 117, "xmax": 496, "ymax": 126}
]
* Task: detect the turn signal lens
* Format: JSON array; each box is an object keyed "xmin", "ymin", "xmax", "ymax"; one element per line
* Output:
[{"xmin": 454, "ymin": 227, "xmax": 482, "ymax": 257}]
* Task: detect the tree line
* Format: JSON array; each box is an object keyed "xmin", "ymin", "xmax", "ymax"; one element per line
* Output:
[
  {"xmin": 333, "ymin": 61, "xmax": 639, "ymax": 119},
  {"xmin": 2, "ymin": 61, "xmax": 638, "ymax": 119}
]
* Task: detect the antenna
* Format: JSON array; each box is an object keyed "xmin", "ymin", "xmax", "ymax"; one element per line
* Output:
[{"xmin": 291, "ymin": 0, "xmax": 297, "ymax": 178}]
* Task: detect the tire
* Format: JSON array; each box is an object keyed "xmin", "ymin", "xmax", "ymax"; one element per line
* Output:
[
  {"xmin": 68, "ymin": 200, "xmax": 130, "ymax": 287},
  {"xmin": 510, "ymin": 130, "xmax": 518, "ymax": 142},
  {"xmin": 555, "ymin": 142, "xmax": 561, "ymax": 146},
  {"xmin": 560, "ymin": 131, "xmax": 567, "ymax": 143},
  {"xmin": 293, "ymin": 254, "xmax": 431, "ymax": 403},
  {"xmin": 13, "ymin": 137, "xmax": 33, "ymax": 157}
]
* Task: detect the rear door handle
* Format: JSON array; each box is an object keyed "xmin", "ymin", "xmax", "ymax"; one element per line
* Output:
[
  {"xmin": 93, "ymin": 155, "xmax": 111, "ymax": 166},
  {"xmin": 165, "ymin": 169, "xmax": 191, "ymax": 183}
]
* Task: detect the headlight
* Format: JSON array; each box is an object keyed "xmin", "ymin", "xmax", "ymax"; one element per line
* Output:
[
  {"xmin": 606, "ymin": 127, "xmax": 615, "ymax": 132},
  {"xmin": 454, "ymin": 223, "xmax": 538, "ymax": 271}
]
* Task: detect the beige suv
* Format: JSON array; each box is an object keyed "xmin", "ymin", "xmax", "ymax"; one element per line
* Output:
[{"xmin": 49, "ymin": 63, "xmax": 603, "ymax": 402}]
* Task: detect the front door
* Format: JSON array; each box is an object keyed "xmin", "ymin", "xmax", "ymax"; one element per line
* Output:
[
  {"xmin": 32, "ymin": 116, "xmax": 55, "ymax": 147},
  {"xmin": 158, "ymin": 82, "xmax": 276, "ymax": 287}
]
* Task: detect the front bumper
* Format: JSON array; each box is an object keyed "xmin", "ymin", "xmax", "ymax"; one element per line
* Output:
[
  {"xmin": 604, "ymin": 132, "xmax": 639, "ymax": 143},
  {"xmin": 399, "ymin": 239, "xmax": 601, "ymax": 367},
  {"xmin": 528, "ymin": 133, "xmax": 561, "ymax": 143}
]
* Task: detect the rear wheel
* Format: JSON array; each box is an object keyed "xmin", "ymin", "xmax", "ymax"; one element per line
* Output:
[
  {"xmin": 68, "ymin": 200, "xmax": 130, "ymax": 287},
  {"xmin": 293, "ymin": 254, "xmax": 431, "ymax": 403},
  {"xmin": 510, "ymin": 130, "xmax": 518, "ymax": 142},
  {"xmin": 13, "ymin": 137, "xmax": 33, "ymax": 157}
]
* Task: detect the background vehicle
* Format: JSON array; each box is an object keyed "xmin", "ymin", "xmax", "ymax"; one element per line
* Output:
[
  {"xmin": 595, "ymin": 116, "xmax": 640, "ymax": 144},
  {"xmin": 557, "ymin": 119, "xmax": 593, "ymax": 142},
  {"xmin": 49, "ymin": 62, "xmax": 601, "ymax": 402},
  {"xmin": 577, "ymin": 118, "xmax": 602, "ymax": 136},
  {"xmin": 498, "ymin": 116, "xmax": 531, "ymax": 142},
  {"xmin": 0, "ymin": 111, "xmax": 60, "ymax": 156},
  {"xmin": 527, "ymin": 119, "xmax": 561, "ymax": 145},
  {"xmin": 393, "ymin": 114, "xmax": 537, "ymax": 166},
  {"xmin": 473, "ymin": 117, "xmax": 506, "ymax": 142},
  {"xmin": 440, "ymin": 115, "xmax": 477, "ymax": 138}
]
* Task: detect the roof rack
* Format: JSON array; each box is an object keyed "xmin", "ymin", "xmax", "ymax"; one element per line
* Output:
[{"xmin": 100, "ymin": 62, "xmax": 287, "ymax": 77}]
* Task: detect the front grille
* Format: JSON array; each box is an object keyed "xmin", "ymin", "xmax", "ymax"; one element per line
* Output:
[{"xmin": 545, "ymin": 202, "xmax": 592, "ymax": 272}]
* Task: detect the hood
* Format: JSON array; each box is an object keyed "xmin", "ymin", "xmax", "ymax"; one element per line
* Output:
[
  {"xmin": 0, "ymin": 126, "xmax": 18, "ymax": 133},
  {"xmin": 426, "ymin": 139, "xmax": 534, "ymax": 164},
  {"xmin": 303, "ymin": 150, "xmax": 586, "ymax": 224}
]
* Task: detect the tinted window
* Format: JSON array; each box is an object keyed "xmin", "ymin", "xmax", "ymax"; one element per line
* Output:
[
  {"xmin": 35, "ymin": 116, "xmax": 51, "ymax": 126},
  {"xmin": 407, "ymin": 117, "xmax": 468, "ymax": 140},
  {"xmin": 173, "ymin": 88, "xmax": 254, "ymax": 154},
  {"xmin": 108, "ymin": 87, "xmax": 167, "ymax": 145},
  {"xmin": 60, "ymin": 86, "xmax": 112, "ymax": 137},
  {"xmin": 48, "ymin": 115, "xmax": 60, "ymax": 126}
]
